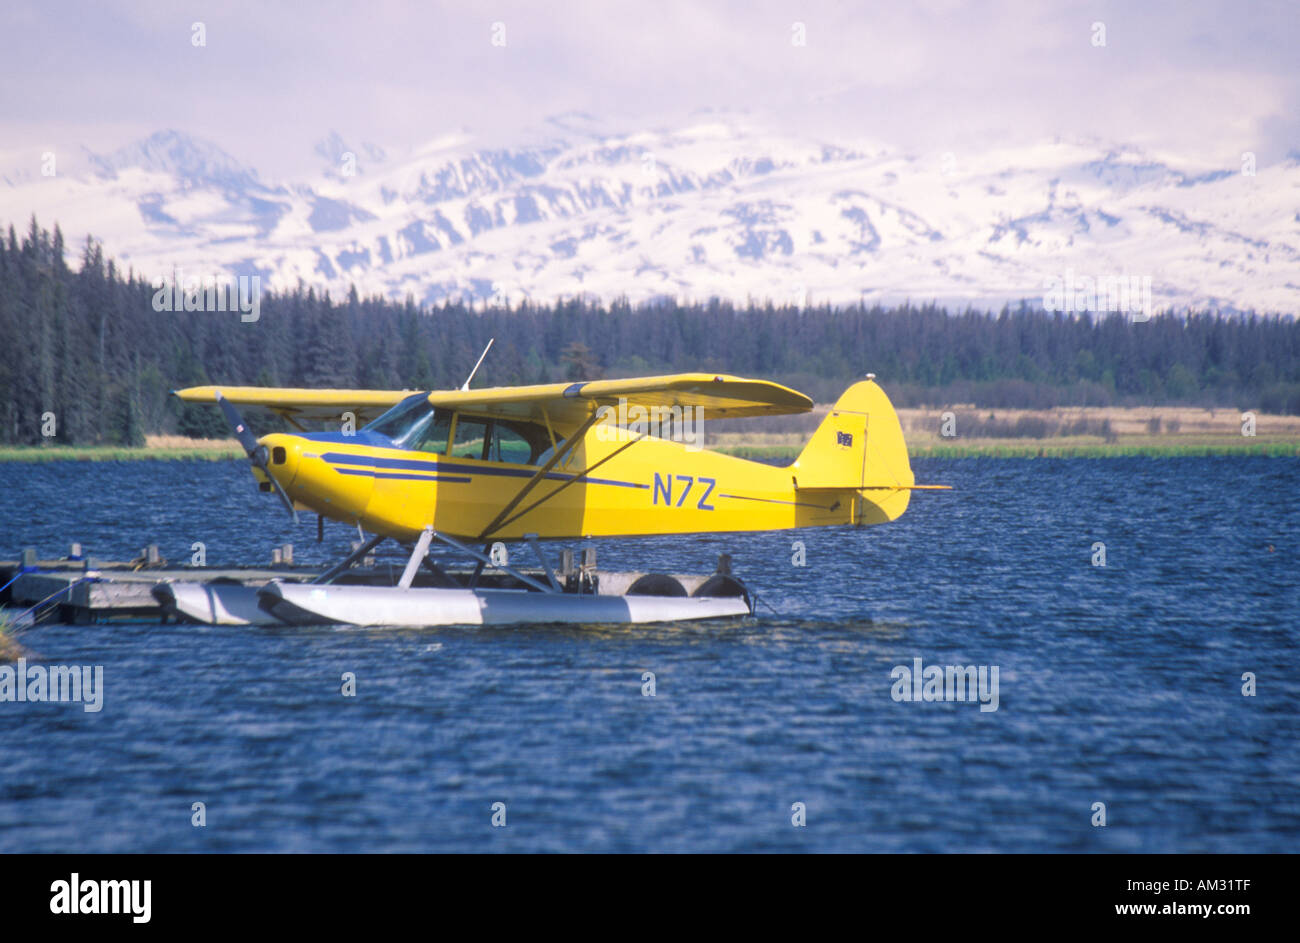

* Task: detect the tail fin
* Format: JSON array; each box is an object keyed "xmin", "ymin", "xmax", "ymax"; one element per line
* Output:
[{"xmin": 792, "ymin": 378, "xmax": 915, "ymax": 523}]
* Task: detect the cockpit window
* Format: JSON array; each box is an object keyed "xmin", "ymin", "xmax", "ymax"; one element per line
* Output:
[
  {"xmin": 491, "ymin": 418, "xmax": 558, "ymax": 465},
  {"xmin": 450, "ymin": 415, "xmax": 556, "ymax": 464},
  {"xmin": 451, "ymin": 417, "xmax": 489, "ymax": 459},
  {"xmin": 489, "ymin": 423, "xmax": 536, "ymax": 464},
  {"xmin": 411, "ymin": 411, "xmax": 452, "ymax": 453},
  {"xmin": 363, "ymin": 396, "xmax": 558, "ymax": 464}
]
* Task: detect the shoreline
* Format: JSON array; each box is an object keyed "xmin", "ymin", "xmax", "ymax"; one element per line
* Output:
[{"xmin": 0, "ymin": 445, "xmax": 245, "ymax": 462}]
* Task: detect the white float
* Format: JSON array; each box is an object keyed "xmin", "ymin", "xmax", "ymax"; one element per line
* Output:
[
  {"xmin": 153, "ymin": 581, "xmax": 287, "ymax": 626},
  {"xmin": 258, "ymin": 580, "xmax": 750, "ymax": 627}
]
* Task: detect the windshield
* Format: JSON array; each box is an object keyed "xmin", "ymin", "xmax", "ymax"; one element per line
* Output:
[{"xmin": 364, "ymin": 393, "xmax": 437, "ymax": 448}]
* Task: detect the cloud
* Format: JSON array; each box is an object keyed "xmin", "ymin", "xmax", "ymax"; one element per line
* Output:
[{"xmin": 0, "ymin": 0, "xmax": 1296, "ymax": 174}]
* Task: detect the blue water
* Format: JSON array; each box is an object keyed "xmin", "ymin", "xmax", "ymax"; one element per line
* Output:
[{"xmin": 1, "ymin": 457, "xmax": 1296, "ymax": 852}]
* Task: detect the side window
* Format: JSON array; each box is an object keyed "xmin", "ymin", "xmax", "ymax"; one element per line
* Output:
[
  {"xmin": 489, "ymin": 423, "xmax": 535, "ymax": 464},
  {"xmin": 451, "ymin": 416, "xmax": 491, "ymax": 459},
  {"xmin": 411, "ymin": 410, "xmax": 451, "ymax": 454},
  {"xmin": 438, "ymin": 415, "xmax": 556, "ymax": 464}
]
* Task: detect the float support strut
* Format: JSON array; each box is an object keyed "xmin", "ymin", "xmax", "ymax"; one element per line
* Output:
[
  {"xmin": 525, "ymin": 534, "xmax": 561, "ymax": 592},
  {"xmin": 429, "ymin": 531, "xmax": 557, "ymax": 594},
  {"xmin": 313, "ymin": 533, "xmax": 384, "ymax": 585},
  {"xmin": 398, "ymin": 528, "xmax": 434, "ymax": 589}
]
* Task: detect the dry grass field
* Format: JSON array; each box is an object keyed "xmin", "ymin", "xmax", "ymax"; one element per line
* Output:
[
  {"xmin": 897, "ymin": 405, "xmax": 1300, "ymax": 444},
  {"xmin": 708, "ymin": 405, "xmax": 1300, "ymax": 459},
  {"xmin": 144, "ymin": 435, "xmax": 243, "ymax": 451}
]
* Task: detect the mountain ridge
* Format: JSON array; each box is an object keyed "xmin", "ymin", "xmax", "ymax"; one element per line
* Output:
[{"xmin": 2, "ymin": 120, "xmax": 1296, "ymax": 313}]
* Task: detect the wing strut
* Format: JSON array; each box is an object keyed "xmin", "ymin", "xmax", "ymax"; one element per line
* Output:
[
  {"xmin": 484, "ymin": 432, "xmax": 647, "ymax": 537},
  {"xmin": 474, "ymin": 410, "xmax": 602, "ymax": 540}
]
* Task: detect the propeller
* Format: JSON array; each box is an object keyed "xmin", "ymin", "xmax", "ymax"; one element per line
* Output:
[{"xmin": 215, "ymin": 391, "xmax": 298, "ymax": 523}]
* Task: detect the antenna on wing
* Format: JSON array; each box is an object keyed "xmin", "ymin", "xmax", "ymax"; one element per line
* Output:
[{"xmin": 461, "ymin": 338, "xmax": 495, "ymax": 390}]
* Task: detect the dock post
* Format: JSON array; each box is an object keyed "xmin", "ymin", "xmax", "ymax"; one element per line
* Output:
[
  {"xmin": 21, "ymin": 547, "xmax": 36, "ymax": 568},
  {"xmin": 282, "ymin": 543, "xmax": 293, "ymax": 566},
  {"xmin": 579, "ymin": 545, "xmax": 597, "ymax": 595},
  {"xmin": 146, "ymin": 544, "xmax": 161, "ymax": 566},
  {"xmin": 716, "ymin": 553, "xmax": 732, "ymax": 575},
  {"xmin": 271, "ymin": 547, "xmax": 283, "ymax": 565},
  {"xmin": 347, "ymin": 540, "xmax": 376, "ymax": 568}
]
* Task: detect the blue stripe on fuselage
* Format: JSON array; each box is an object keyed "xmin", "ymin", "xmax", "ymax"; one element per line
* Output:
[
  {"xmin": 317, "ymin": 451, "xmax": 648, "ymax": 489},
  {"xmin": 334, "ymin": 468, "xmax": 473, "ymax": 483}
]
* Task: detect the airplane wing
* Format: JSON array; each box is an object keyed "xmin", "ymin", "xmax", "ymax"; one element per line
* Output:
[
  {"xmin": 174, "ymin": 374, "xmax": 813, "ymax": 433},
  {"xmin": 426, "ymin": 374, "xmax": 813, "ymax": 431},
  {"xmin": 172, "ymin": 387, "xmax": 417, "ymax": 426}
]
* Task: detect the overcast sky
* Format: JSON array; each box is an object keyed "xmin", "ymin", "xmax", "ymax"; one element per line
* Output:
[{"xmin": 1, "ymin": 0, "xmax": 1296, "ymax": 176}]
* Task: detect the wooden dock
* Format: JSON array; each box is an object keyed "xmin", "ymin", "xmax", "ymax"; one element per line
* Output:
[{"xmin": 0, "ymin": 558, "xmax": 319, "ymax": 624}]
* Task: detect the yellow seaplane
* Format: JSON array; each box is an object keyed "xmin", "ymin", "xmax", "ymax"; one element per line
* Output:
[{"xmin": 156, "ymin": 360, "xmax": 944, "ymax": 628}]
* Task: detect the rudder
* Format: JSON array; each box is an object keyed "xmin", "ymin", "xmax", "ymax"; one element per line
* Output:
[{"xmin": 792, "ymin": 378, "xmax": 915, "ymax": 523}]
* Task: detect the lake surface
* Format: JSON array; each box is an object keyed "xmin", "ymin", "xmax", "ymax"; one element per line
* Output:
[{"xmin": 1, "ymin": 457, "xmax": 1296, "ymax": 852}]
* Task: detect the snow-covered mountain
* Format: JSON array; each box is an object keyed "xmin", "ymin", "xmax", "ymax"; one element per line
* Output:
[{"xmin": 3, "ymin": 118, "xmax": 1298, "ymax": 312}]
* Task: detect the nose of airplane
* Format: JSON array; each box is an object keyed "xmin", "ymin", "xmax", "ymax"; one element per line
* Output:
[
  {"xmin": 258, "ymin": 433, "xmax": 302, "ymax": 492},
  {"xmin": 255, "ymin": 432, "xmax": 376, "ymax": 520}
]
